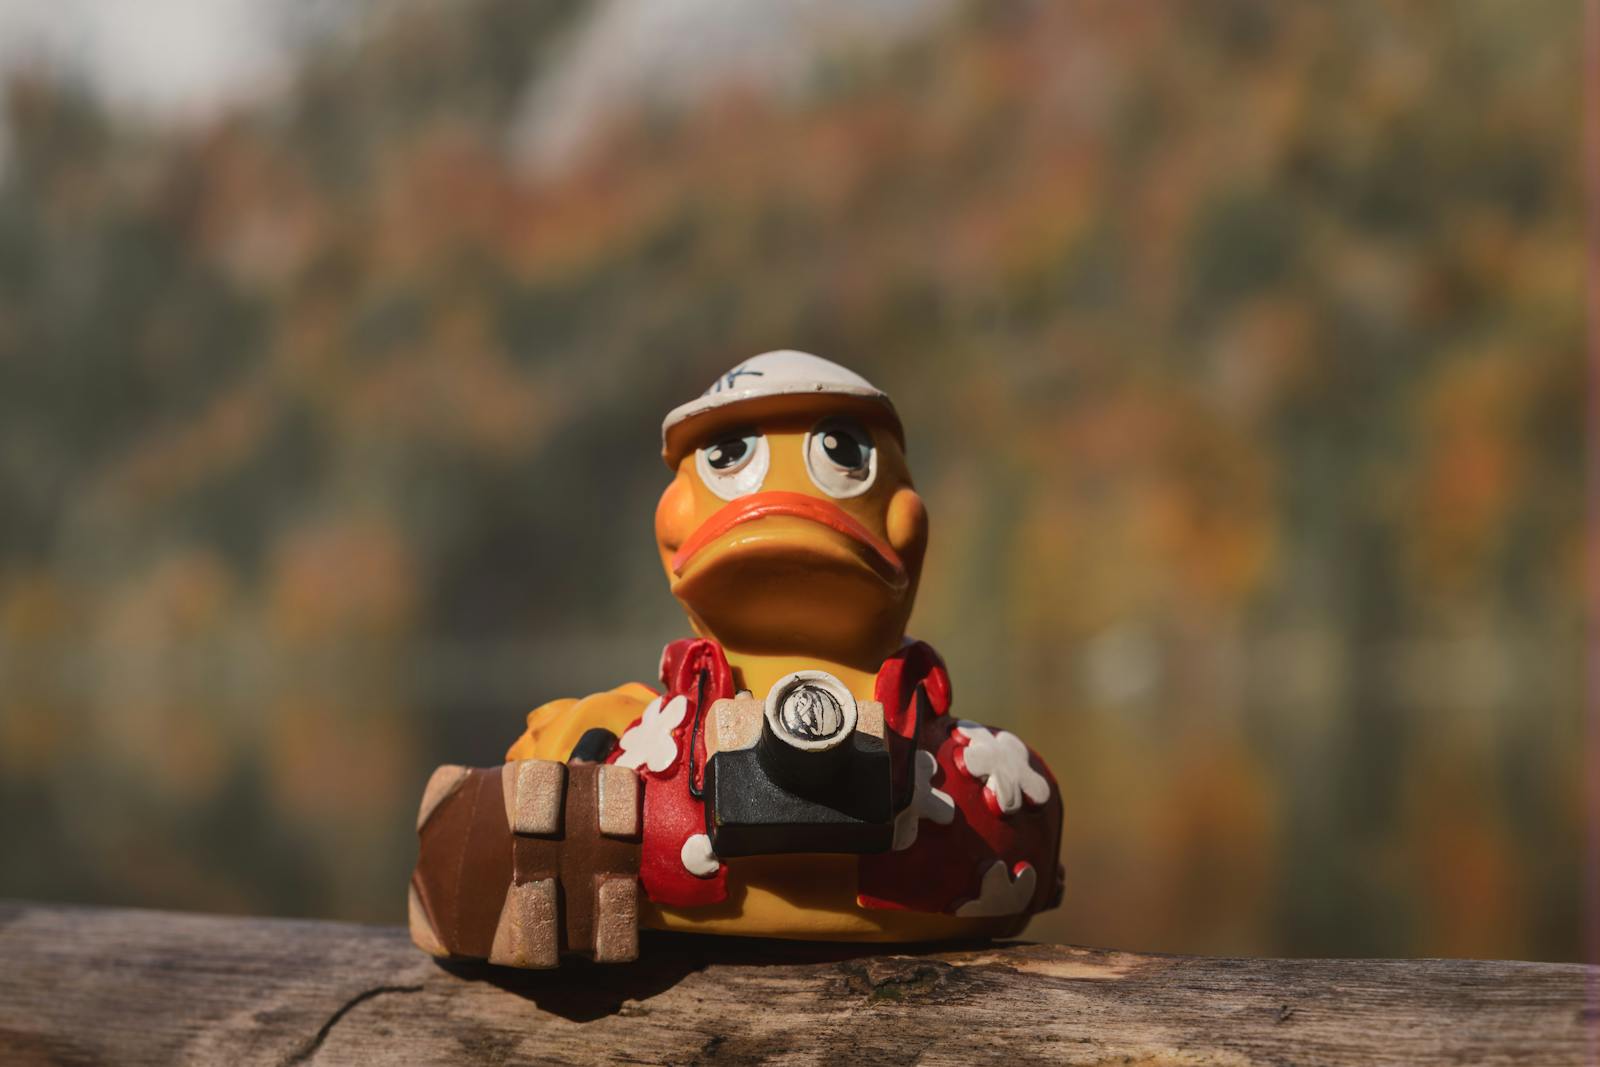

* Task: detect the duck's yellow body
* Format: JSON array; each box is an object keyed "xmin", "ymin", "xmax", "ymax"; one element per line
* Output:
[{"xmin": 508, "ymin": 673, "xmax": 1021, "ymax": 942}]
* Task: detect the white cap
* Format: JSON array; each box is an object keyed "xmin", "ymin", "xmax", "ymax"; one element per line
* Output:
[{"xmin": 661, "ymin": 350, "xmax": 901, "ymax": 466}]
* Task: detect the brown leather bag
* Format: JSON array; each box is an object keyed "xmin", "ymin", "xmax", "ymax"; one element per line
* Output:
[{"xmin": 409, "ymin": 760, "xmax": 643, "ymax": 968}]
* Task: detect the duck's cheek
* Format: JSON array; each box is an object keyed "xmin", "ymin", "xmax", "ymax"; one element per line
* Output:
[
  {"xmin": 885, "ymin": 487, "xmax": 928, "ymax": 562},
  {"xmin": 655, "ymin": 476, "xmax": 698, "ymax": 554}
]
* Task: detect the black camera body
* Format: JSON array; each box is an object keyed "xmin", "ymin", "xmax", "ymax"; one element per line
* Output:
[{"xmin": 702, "ymin": 672, "xmax": 898, "ymax": 857}]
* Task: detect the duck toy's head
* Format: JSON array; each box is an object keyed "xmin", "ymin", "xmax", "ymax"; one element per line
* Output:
[{"xmin": 653, "ymin": 351, "xmax": 928, "ymax": 669}]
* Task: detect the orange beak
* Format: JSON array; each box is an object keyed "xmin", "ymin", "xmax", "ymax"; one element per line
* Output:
[{"xmin": 672, "ymin": 491, "xmax": 905, "ymax": 579}]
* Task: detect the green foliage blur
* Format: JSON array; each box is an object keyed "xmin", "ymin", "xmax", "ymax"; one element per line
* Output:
[{"xmin": 0, "ymin": 0, "xmax": 1584, "ymax": 960}]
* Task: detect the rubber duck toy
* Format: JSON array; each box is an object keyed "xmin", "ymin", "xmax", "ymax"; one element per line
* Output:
[{"xmin": 410, "ymin": 352, "xmax": 1063, "ymax": 967}]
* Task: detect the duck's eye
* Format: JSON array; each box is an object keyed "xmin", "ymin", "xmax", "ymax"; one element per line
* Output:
[
  {"xmin": 696, "ymin": 431, "xmax": 769, "ymax": 500},
  {"xmin": 820, "ymin": 431, "xmax": 864, "ymax": 469},
  {"xmin": 705, "ymin": 436, "xmax": 750, "ymax": 470},
  {"xmin": 804, "ymin": 418, "xmax": 877, "ymax": 498}
]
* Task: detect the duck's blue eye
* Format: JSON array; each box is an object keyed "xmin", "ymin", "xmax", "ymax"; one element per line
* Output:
[
  {"xmin": 804, "ymin": 418, "xmax": 877, "ymax": 498},
  {"xmin": 821, "ymin": 431, "xmax": 865, "ymax": 471},
  {"xmin": 695, "ymin": 431, "xmax": 769, "ymax": 501},
  {"xmin": 706, "ymin": 436, "xmax": 751, "ymax": 470}
]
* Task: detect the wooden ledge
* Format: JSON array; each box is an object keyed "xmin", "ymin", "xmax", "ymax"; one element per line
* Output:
[{"xmin": 0, "ymin": 900, "xmax": 1593, "ymax": 1065}]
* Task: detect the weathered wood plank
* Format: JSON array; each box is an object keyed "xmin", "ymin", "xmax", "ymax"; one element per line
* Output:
[{"xmin": 0, "ymin": 900, "xmax": 1593, "ymax": 1066}]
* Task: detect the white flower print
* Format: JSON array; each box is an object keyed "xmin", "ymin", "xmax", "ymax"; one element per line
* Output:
[
  {"xmin": 952, "ymin": 721, "xmax": 1050, "ymax": 815},
  {"xmin": 954, "ymin": 860, "xmax": 1037, "ymax": 917},
  {"xmin": 615, "ymin": 695, "xmax": 688, "ymax": 773},
  {"xmin": 892, "ymin": 749, "xmax": 955, "ymax": 851}
]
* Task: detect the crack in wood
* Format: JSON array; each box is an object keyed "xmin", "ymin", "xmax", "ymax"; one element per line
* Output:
[
  {"xmin": 839, "ymin": 959, "xmax": 963, "ymax": 1002},
  {"xmin": 281, "ymin": 984, "xmax": 425, "ymax": 1066}
]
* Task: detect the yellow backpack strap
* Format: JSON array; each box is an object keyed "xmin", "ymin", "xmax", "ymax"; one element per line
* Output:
[{"xmin": 505, "ymin": 682, "xmax": 659, "ymax": 763}]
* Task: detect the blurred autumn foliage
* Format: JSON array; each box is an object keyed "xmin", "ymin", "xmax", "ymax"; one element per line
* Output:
[{"xmin": 0, "ymin": 0, "xmax": 1584, "ymax": 959}]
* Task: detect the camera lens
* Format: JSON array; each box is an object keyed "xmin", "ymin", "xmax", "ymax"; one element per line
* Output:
[
  {"xmin": 778, "ymin": 684, "xmax": 846, "ymax": 742},
  {"xmin": 764, "ymin": 670, "xmax": 858, "ymax": 752},
  {"xmin": 759, "ymin": 670, "xmax": 859, "ymax": 793}
]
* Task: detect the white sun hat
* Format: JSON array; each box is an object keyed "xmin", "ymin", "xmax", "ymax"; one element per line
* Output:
[{"xmin": 661, "ymin": 350, "xmax": 902, "ymax": 466}]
